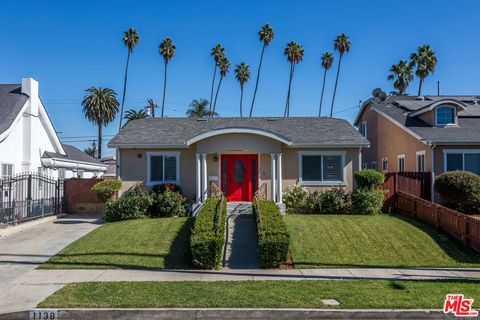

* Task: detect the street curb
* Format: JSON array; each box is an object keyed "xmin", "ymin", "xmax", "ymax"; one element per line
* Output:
[{"xmin": 0, "ymin": 308, "xmax": 463, "ymax": 320}]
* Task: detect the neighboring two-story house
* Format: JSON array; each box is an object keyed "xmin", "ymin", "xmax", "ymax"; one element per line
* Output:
[{"xmin": 355, "ymin": 94, "xmax": 480, "ymax": 190}]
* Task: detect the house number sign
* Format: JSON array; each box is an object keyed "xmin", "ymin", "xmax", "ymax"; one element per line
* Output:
[{"xmin": 29, "ymin": 309, "xmax": 58, "ymax": 320}]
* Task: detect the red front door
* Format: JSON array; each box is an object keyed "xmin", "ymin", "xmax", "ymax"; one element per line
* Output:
[{"xmin": 221, "ymin": 154, "xmax": 258, "ymax": 202}]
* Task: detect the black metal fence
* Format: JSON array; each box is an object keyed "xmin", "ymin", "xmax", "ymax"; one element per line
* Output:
[{"xmin": 0, "ymin": 173, "xmax": 65, "ymax": 225}]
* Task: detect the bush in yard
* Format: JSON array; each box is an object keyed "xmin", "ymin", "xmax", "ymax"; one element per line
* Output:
[
  {"xmin": 435, "ymin": 171, "xmax": 480, "ymax": 214},
  {"xmin": 318, "ymin": 188, "xmax": 352, "ymax": 214},
  {"xmin": 354, "ymin": 170, "xmax": 385, "ymax": 189},
  {"xmin": 283, "ymin": 185, "xmax": 309, "ymax": 213},
  {"xmin": 151, "ymin": 183, "xmax": 183, "ymax": 195},
  {"xmin": 252, "ymin": 200, "xmax": 290, "ymax": 268},
  {"xmin": 105, "ymin": 192, "xmax": 153, "ymax": 222},
  {"xmin": 150, "ymin": 189, "xmax": 187, "ymax": 217},
  {"xmin": 351, "ymin": 188, "xmax": 385, "ymax": 215},
  {"xmin": 191, "ymin": 198, "xmax": 227, "ymax": 269},
  {"xmin": 91, "ymin": 179, "xmax": 122, "ymax": 202}
]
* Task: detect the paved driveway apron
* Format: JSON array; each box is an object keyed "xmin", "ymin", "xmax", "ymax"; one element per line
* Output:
[{"xmin": 0, "ymin": 214, "xmax": 101, "ymax": 313}]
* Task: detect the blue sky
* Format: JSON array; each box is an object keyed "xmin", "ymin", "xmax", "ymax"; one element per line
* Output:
[{"xmin": 2, "ymin": 0, "xmax": 480, "ymax": 156}]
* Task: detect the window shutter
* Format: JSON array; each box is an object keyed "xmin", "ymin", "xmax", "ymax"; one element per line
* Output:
[
  {"xmin": 164, "ymin": 156, "xmax": 177, "ymax": 181},
  {"xmin": 323, "ymin": 155, "xmax": 342, "ymax": 181},
  {"xmin": 150, "ymin": 156, "xmax": 164, "ymax": 181},
  {"xmin": 302, "ymin": 155, "xmax": 322, "ymax": 181}
]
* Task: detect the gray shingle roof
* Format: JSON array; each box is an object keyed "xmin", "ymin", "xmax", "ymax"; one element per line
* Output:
[
  {"xmin": 42, "ymin": 144, "xmax": 104, "ymax": 165},
  {"xmin": 0, "ymin": 84, "xmax": 29, "ymax": 135},
  {"xmin": 108, "ymin": 117, "xmax": 369, "ymax": 147},
  {"xmin": 373, "ymin": 95, "xmax": 480, "ymax": 144}
]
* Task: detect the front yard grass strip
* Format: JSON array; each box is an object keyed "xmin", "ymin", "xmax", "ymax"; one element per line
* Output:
[
  {"xmin": 284, "ymin": 214, "xmax": 480, "ymax": 268},
  {"xmin": 190, "ymin": 198, "xmax": 227, "ymax": 269},
  {"xmin": 39, "ymin": 217, "xmax": 192, "ymax": 270},
  {"xmin": 38, "ymin": 279, "xmax": 480, "ymax": 309},
  {"xmin": 253, "ymin": 199, "xmax": 290, "ymax": 268}
]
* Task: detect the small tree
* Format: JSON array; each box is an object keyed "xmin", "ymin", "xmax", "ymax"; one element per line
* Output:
[{"xmin": 91, "ymin": 179, "xmax": 122, "ymax": 202}]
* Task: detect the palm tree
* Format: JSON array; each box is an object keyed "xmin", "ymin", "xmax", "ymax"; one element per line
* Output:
[
  {"xmin": 118, "ymin": 27, "xmax": 140, "ymax": 131},
  {"xmin": 387, "ymin": 60, "xmax": 414, "ymax": 95},
  {"xmin": 147, "ymin": 99, "xmax": 157, "ymax": 117},
  {"xmin": 249, "ymin": 24, "xmax": 274, "ymax": 117},
  {"xmin": 212, "ymin": 56, "xmax": 231, "ymax": 116},
  {"xmin": 234, "ymin": 62, "xmax": 251, "ymax": 117},
  {"xmin": 123, "ymin": 109, "xmax": 149, "ymax": 128},
  {"xmin": 84, "ymin": 146, "xmax": 97, "ymax": 158},
  {"xmin": 209, "ymin": 44, "xmax": 225, "ymax": 111},
  {"xmin": 159, "ymin": 38, "xmax": 176, "ymax": 118},
  {"xmin": 318, "ymin": 51, "xmax": 334, "ymax": 116},
  {"xmin": 82, "ymin": 87, "xmax": 119, "ymax": 159},
  {"xmin": 186, "ymin": 98, "xmax": 218, "ymax": 118},
  {"xmin": 330, "ymin": 33, "xmax": 351, "ymax": 117},
  {"xmin": 410, "ymin": 45, "xmax": 437, "ymax": 96},
  {"xmin": 283, "ymin": 41, "xmax": 304, "ymax": 117}
]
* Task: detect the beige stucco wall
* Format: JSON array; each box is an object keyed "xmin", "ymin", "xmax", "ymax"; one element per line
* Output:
[
  {"xmin": 118, "ymin": 135, "xmax": 362, "ymax": 200},
  {"xmin": 357, "ymin": 105, "xmax": 431, "ymax": 172}
]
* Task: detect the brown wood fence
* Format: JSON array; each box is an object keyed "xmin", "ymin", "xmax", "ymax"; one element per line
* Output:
[
  {"xmin": 397, "ymin": 191, "xmax": 480, "ymax": 253},
  {"xmin": 382, "ymin": 172, "xmax": 431, "ymax": 212}
]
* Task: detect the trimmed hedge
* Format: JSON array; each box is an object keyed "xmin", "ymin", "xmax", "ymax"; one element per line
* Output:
[
  {"xmin": 105, "ymin": 192, "xmax": 153, "ymax": 222},
  {"xmin": 191, "ymin": 198, "xmax": 227, "ymax": 269},
  {"xmin": 351, "ymin": 188, "xmax": 384, "ymax": 215},
  {"xmin": 435, "ymin": 171, "xmax": 480, "ymax": 214},
  {"xmin": 252, "ymin": 200, "xmax": 290, "ymax": 268},
  {"xmin": 91, "ymin": 179, "xmax": 122, "ymax": 202},
  {"xmin": 354, "ymin": 170, "xmax": 385, "ymax": 189}
]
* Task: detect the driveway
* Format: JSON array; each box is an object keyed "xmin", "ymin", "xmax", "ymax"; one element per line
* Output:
[{"xmin": 0, "ymin": 214, "xmax": 102, "ymax": 313}]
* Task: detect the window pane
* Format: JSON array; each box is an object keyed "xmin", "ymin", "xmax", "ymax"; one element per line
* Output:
[
  {"xmin": 465, "ymin": 154, "xmax": 480, "ymax": 175},
  {"xmin": 164, "ymin": 156, "xmax": 177, "ymax": 181},
  {"xmin": 150, "ymin": 156, "xmax": 164, "ymax": 181},
  {"xmin": 302, "ymin": 155, "xmax": 322, "ymax": 181},
  {"xmin": 323, "ymin": 155, "xmax": 342, "ymax": 181},
  {"xmin": 436, "ymin": 107, "xmax": 454, "ymax": 125},
  {"xmin": 446, "ymin": 153, "xmax": 463, "ymax": 171}
]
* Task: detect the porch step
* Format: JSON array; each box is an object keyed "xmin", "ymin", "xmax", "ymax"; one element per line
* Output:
[{"xmin": 223, "ymin": 202, "xmax": 260, "ymax": 269}]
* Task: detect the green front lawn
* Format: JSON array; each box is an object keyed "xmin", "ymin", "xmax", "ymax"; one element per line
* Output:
[
  {"xmin": 284, "ymin": 214, "xmax": 480, "ymax": 268},
  {"xmin": 38, "ymin": 280, "xmax": 480, "ymax": 309},
  {"xmin": 40, "ymin": 217, "xmax": 193, "ymax": 270}
]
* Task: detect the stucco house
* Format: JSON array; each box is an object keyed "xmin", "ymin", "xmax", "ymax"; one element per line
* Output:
[
  {"xmin": 0, "ymin": 78, "xmax": 107, "ymax": 180},
  {"xmin": 354, "ymin": 94, "xmax": 480, "ymax": 197},
  {"xmin": 108, "ymin": 117, "xmax": 369, "ymax": 206}
]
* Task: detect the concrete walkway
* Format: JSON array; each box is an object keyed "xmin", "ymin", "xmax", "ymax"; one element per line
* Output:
[
  {"xmin": 0, "ymin": 214, "xmax": 102, "ymax": 313},
  {"xmin": 223, "ymin": 202, "xmax": 260, "ymax": 269}
]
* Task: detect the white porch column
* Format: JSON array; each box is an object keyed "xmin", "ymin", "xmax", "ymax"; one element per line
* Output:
[
  {"xmin": 201, "ymin": 153, "xmax": 208, "ymax": 202},
  {"xmin": 195, "ymin": 153, "xmax": 202, "ymax": 204},
  {"xmin": 276, "ymin": 153, "xmax": 282, "ymax": 203},
  {"xmin": 270, "ymin": 153, "xmax": 276, "ymax": 202}
]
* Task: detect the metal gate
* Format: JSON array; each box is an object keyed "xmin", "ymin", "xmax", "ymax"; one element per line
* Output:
[{"xmin": 0, "ymin": 173, "xmax": 65, "ymax": 225}]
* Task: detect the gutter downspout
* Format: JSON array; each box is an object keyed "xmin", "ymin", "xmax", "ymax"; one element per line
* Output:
[{"xmin": 430, "ymin": 143, "xmax": 436, "ymax": 203}]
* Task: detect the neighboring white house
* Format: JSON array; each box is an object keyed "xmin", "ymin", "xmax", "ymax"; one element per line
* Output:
[{"xmin": 0, "ymin": 78, "xmax": 107, "ymax": 180}]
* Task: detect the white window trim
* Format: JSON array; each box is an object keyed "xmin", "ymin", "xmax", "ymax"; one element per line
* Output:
[
  {"xmin": 298, "ymin": 151, "xmax": 346, "ymax": 186},
  {"xmin": 435, "ymin": 106, "xmax": 457, "ymax": 127},
  {"xmin": 443, "ymin": 149, "xmax": 480, "ymax": 173},
  {"xmin": 361, "ymin": 121, "xmax": 367, "ymax": 139},
  {"xmin": 382, "ymin": 157, "xmax": 389, "ymax": 173},
  {"xmin": 147, "ymin": 151, "xmax": 181, "ymax": 186},
  {"xmin": 362, "ymin": 162, "xmax": 368, "ymax": 170},
  {"xmin": 371, "ymin": 161, "xmax": 377, "ymax": 170},
  {"xmin": 0, "ymin": 163, "xmax": 14, "ymax": 179},
  {"xmin": 416, "ymin": 150, "xmax": 426, "ymax": 172},
  {"xmin": 397, "ymin": 154, "xmax": 406, "ymax": 172}
]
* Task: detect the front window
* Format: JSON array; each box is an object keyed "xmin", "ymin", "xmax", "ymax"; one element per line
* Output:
[
  {"xmin": 371, "ymin": 161, "xmax": 377, "ymax": 170},
  {"xmin": 416, "ymin": 151, "xmax": 426, "ymax": 172},
  {"xmin": 397, "ymin": 155, "xmax": 405, "ymax": 172},
  {"xmin": 1, "ymin": 164, "xmax": 14, "ymax": 180},
  {"xmin": 436, "ymin": 106, "xmax": 455, "ymax": 126},
  {"xmin": 445, "ymin": 151, "xmax": 480, "ymax": 175},
  {"xmin": 300, "ymin": 153, "xmax": 344, "ymax": 184},
  {"xmin": 148, "ymin": 152, "xmax": 180, "ymax": 185}
]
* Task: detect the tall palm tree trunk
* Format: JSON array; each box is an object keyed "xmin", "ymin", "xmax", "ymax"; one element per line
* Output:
[
  {"xmin": 319, "ymin": 68, "xmax": 327, "ymax": 117},
  {"xmin": 97, "ymin": 124, "xmax": 102, "ymax": 159},
  {"xmin": 212, "ymin": 76, "xmax": 223, "ymax": 115},
  {"xmin": 249, "ymin": 44, "xmax": 266, "ymax": 117},
  {"xmin": 284, "ymin": 63, "xmax": 294, "ymax": 117},
  {"xmin": 239, "ymin": 85, "xmax": 244, "ymax": 117},
  {"xmin": 119, "ymin": 50, "xmax": 131, "ymax": 131},
  {"xmin": 161, "ymin": 61, "xmax": 168, "ymax": 118},
  {"xmin": 418, "ymin": 78, "xmax": 423, "ymax": 96},
  {"xmin": 330, "ymin": 54, "xmax": 343, "ymax": 118},
  {"xmin": 209, "ymin": 64, "xmax": 217, "ymax": 111}
]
